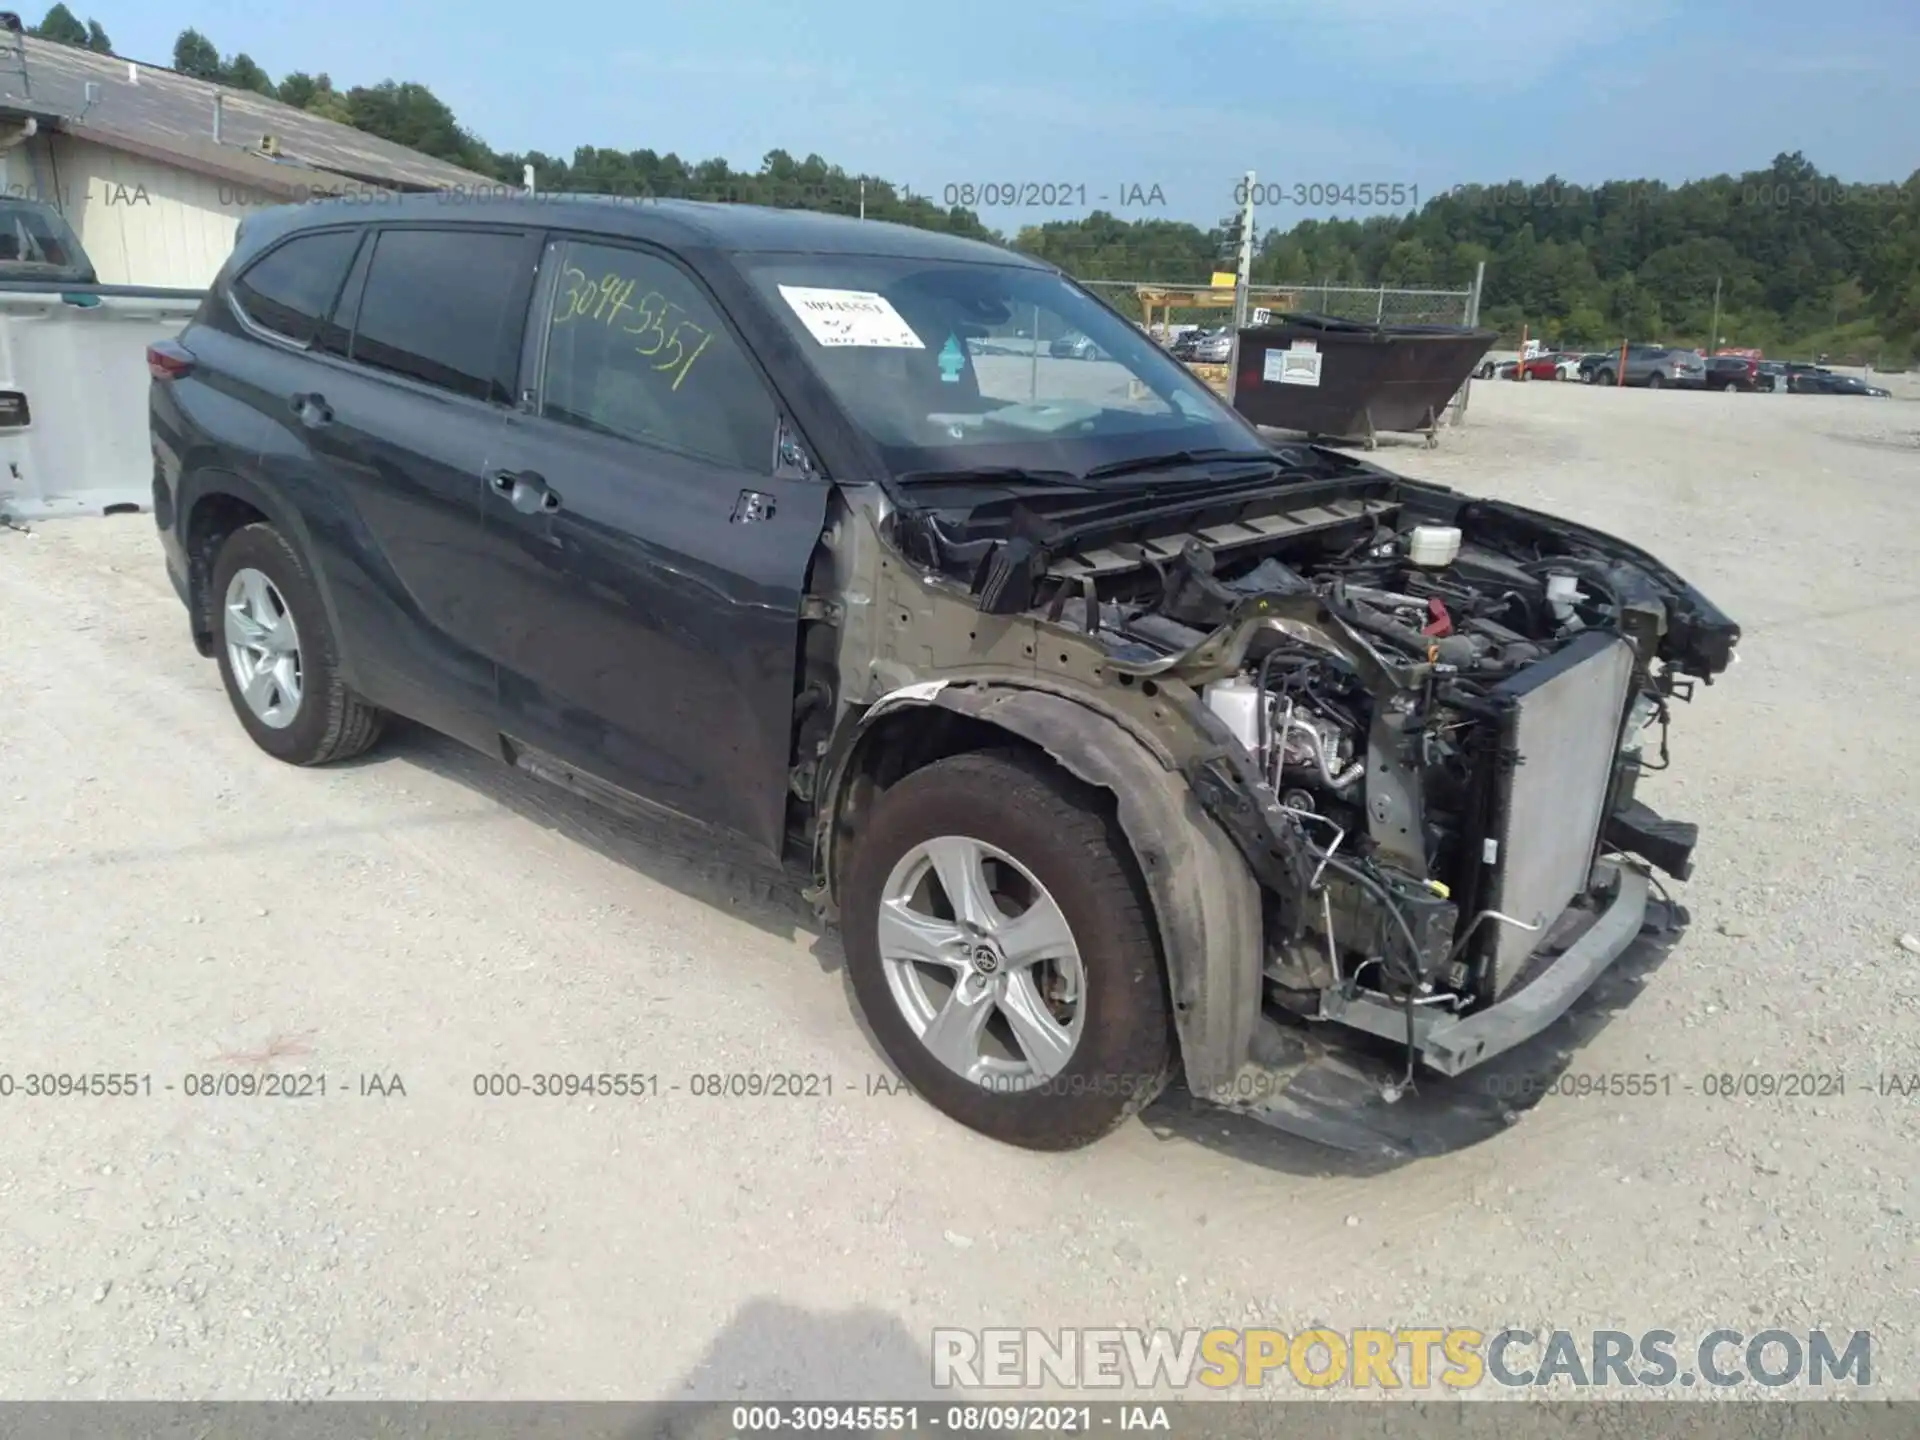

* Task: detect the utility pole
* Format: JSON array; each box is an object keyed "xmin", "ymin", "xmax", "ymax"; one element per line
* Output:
[
  {"xmin": 1228, "ymin": 170, "xmax": 1255, "ymax": 403},
  {"xmin": 1457, "ymin": 259, "xmax": 1487, "ymax": 420},
  {"xmin": 859, "ymin": 179, "xmax": 866, "ymax": 221},
  {"xmin": 1707, "ymin": 275, "xmax": 1721, "ymax": 356}
]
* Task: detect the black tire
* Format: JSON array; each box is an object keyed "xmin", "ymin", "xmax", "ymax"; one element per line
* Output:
[
  {"xmin": 1722, "ymin": 381, "xmax": 1739, "ymax": 393},
  {"xmin": 1645, "ymin": 371, "xmax": 1664, "ymax": 389},
  {"xmin": 842, "ymin": 749, "xmax": 1174, "ymax": 1151},
  {"xmin": 1594, "ymin": 368, "xmax": 1615, "ymax": 387},
  {"xmin": 210, "ymin": 522, "xmax": 386, "ymax": 766}
]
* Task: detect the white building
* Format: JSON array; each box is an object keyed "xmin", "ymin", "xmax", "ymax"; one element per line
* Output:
[{"xmin": 0, "ymin": 24, "xmax": 498, "ymax": 288}]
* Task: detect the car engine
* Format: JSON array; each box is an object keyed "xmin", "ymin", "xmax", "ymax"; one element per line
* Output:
[{"xmin": 895, "ymin": 460, "xmax": 1739, "ymax": 1057}]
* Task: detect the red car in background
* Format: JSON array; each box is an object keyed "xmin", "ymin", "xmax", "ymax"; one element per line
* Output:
[{"xmin": 1500, "ymin": 352, "xmax": 1576, "ymax": 381}]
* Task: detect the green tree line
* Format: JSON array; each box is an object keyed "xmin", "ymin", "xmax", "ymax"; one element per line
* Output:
[
  {"xmin": 74, "ymin": 17, "xmax": 1920, "ymax": 362},
  {"xmin": 26, "ymin": 3, "xmax": 111, "ymax": 53}
]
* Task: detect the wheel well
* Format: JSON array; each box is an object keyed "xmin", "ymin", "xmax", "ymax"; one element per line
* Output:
[
  {"xmin": 828, "ymin": 707, "xmax": 1119, "ymax": 898},
  {"xmin": 820, "ymin": 692, "xmax": 1265, "ymax": 1098},
  {"xmin": 184, "ymin": 491, "xmax": 269, "ymax": 655}
]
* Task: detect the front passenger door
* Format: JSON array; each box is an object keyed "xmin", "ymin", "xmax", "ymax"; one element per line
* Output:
[{"xmin": 481, "ymin": 236, "xmax": 831, "ymax": 856}]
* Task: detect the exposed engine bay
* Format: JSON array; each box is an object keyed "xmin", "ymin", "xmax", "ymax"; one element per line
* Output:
[{"xmin": 885, "ymin": 452, "xmax": 1740, "ymax": 1086}]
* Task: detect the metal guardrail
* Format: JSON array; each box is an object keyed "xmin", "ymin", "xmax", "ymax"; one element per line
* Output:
[{"xmin": 0, "ymin": 280, "xmax": 211, "ymax": 301}]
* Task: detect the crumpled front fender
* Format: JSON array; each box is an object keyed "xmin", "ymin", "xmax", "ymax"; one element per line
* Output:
[{"xmin": 814, "ymin": 680, "xmax": 1264, "ymax": 1099}]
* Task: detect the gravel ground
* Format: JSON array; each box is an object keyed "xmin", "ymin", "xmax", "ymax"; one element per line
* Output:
[{"xmin": 0, "ymin": 378, "xmax": 1915, "ymax": 1401}]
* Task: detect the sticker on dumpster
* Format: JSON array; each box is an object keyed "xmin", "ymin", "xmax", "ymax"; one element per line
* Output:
[{"xmin": 1265, "ymin": 348, "xmax": 1322, "ymax": 387}]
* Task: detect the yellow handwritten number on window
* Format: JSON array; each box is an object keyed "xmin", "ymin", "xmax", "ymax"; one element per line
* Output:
[{"xmin": 555, "ymin": 270, "xmax": 717, "ymax": 391}]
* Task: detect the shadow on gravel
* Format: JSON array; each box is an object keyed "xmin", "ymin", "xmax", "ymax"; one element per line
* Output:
[
  {"xmin": 381, "ymin": 720, "xmax": 825, "ymax": 947},
  {"xmin": 663, "ymin": 1297, "xmax": 937, "ymax": 1404}
]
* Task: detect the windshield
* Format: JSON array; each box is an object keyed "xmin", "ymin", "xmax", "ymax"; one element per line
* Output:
[
  {"xmin": 739, "ymin": 253, "xmax": 1267, "ymax": 481},
  {"xmin": 0, "ymin": 200, "xmax": 93, "ymax": 280}
]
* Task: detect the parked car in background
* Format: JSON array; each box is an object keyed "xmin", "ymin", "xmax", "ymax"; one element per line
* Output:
[
  {"xmin": 1704, "ymin": 355, "xmax": 1761, "ymax": 392},
  {"xmin": 1500, "ymin": 353, "xmax": 1568, "ymax": 381},
  {"xmin": 1780, "ymin": 362, "xmax": 1833, "ymax": 392},
  {"xmin": 0, "ymin": 196, "xmax": 97, "ymax": 283},
  {"xmin": 1790, "ymin": 372, "xmax": 1891, "ymax": 396},
  {"xmin": 1170, "ymin": 327, "xmax": 1223, "ymax": 360},
  {"xmin": 1186, "ymin": 329, "xmax": 1232, "ymax": 364},
  {"xmin": 1584, "ymin": 344, "xmax": 1706, "ymax": 389},
  {"xmin": 1755, "ymin": 361, "xmax": 1789, "ymax": 392},
  {"xmin": 1050, "ymin": 331, "xmax": 1104, "ymax": 360},
  {"xmin": 146, "ymin": 194, "xmax": 1738, "ymax": 1154}
]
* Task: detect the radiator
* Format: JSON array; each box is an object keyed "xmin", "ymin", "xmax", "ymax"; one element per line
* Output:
[{"xmin": 1482, "ymin": 631, "xmax": 1639, "ymax": 995}]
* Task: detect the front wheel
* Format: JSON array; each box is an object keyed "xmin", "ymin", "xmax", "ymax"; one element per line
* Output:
[
  {"xmin": 842, "ymin": 750, "xmax": 1174, "ymax": 1151},
  {"xmin": 1594, "ymin": 368, "xmax": 1615, "ymax": 386},
  {"xmin": 1645, "ymin": 371, "xmax": 1665, "ymax": 390},
  {"xmin": 1722, "ymin": 381, "xmax": 1739, "ymax": 393}
]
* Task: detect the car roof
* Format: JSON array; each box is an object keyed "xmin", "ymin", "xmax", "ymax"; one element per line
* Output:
[{"xmin": 239, "ymin": 193, "xmax": 1049, "ymax": 269}]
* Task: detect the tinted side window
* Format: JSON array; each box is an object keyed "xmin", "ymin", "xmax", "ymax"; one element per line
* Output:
[
  {"xmin": 314, "ymin": 232, "xmax": 373, "ymax": 358},
  {"xmin": 351, "ymin": 228, "xmax": 528, "ymax": 402},
  {"xmin": 538, "ymin": 239, "xmax": 777, "ymax": 471},
  {"xmin": 232, "ymin": 229, "xmax": 361, "ymax": 344}
]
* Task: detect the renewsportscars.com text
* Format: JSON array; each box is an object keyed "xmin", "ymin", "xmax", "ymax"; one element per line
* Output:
[{"xmin": 931, "ymin": 1327, "xmax": 1873, "ymax": 1391}]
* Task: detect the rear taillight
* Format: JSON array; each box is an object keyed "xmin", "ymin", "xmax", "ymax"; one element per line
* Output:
[{"xmin": 147, "ymin": 341, "xmax": 194, "ymax": 381}]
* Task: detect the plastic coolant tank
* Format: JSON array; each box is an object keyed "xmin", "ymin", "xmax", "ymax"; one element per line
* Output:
[
  {"xmin": 1408, "ymin": 525, "xmax": 1463, "ymax": 567},
  {"xmin": 1546, "ymin": 572, "xmax": 1582, "ymax": 620},
  {"xmin": 1202, "ymin": 677, "xmax": 1263, "ymax": 754}
]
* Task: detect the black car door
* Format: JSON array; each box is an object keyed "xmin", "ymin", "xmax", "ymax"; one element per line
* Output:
[
  {"xmin": 251, "ymin": 222, "xmax": 541, "ymax": 745},
  {"xmin": 478, "ymin": 233, "xmax": 830, "ymax": 856}
]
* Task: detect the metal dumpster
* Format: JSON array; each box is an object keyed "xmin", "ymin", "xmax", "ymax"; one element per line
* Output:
[{"xmin": 1231, "ymin": 313, "xmax": 1498, "ymax": 449}]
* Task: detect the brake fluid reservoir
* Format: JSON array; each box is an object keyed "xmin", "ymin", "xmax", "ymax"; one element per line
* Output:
[
  {"xmin": 1408, "ymin": 524, "xmax": 1463, "ymax": 567},
  {"xmin": 1203, "ymin": 677, "xmax": 1263, "ymax": 755}
]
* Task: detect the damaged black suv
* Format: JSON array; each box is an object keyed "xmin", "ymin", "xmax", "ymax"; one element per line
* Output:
[{"xmin": 149, "ymin": 196, "xmax": 1738, "ymax": 1153}]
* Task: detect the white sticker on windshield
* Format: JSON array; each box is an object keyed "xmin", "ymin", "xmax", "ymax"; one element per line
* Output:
[{"xmin": 777, "ymin": 286, "xmax": 925, "ymax": 349}]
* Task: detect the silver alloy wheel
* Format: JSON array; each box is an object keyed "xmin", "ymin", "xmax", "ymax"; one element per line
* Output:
[
  {"xmin": 223, "ymin": 566, "xmax": 304, "ymax": 730},
  {"xmin": 876, "ymin": 835, "xmax": 1086, "ymax": 1090}
]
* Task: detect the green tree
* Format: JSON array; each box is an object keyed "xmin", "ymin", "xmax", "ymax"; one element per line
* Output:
[
  {"xmin": 29, "ymin": 4, "xmax": 88, "ymax": 45},
  {"xmin": 278, "ymin": 72, "xmax": 348, "ymax": 122},
  {"xmin": 173, "ymin": 28, "xmax": 222, "ymax": 81},
  {"xmin": 224, "ymin": 53, "xmax": 277, "ymax": 98},
  {"xmin": 84, "ymin": 18, "xmax": 109, "ymax": 51},
  {"xmin": 345, "ymin": 81, "xmax": 488, "ymax": 169}
]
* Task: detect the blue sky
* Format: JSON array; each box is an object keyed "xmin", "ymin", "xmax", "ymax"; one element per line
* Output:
[{"xmin": 92, "ymin": 0, "xmax": 1920, "ymax": 227}]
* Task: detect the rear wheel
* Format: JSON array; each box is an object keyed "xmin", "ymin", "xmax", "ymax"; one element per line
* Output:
[
  {"xmin": 1722, "ymin": 381, "xmax": 1739, "ymax": 393},
  {"xmin": 842, "ymin": 750, "xmax": 1173, "ymax": 1151},
  {"xmin": 1594, "ymin": 368, "xmax": 1615, "ymax": 386},
  {"xmin": 211, "ymin": 523, "xmax": 386, "ymax": 766},
  {"xmin": 1646, "ymin": 371, "xmax": 1665, "ymax": 390}
]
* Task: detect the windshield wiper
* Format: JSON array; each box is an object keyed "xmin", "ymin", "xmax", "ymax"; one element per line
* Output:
[
  {"xmin": 1079, "ymin": 448, "xmax": 1277, "ymax": 483},
  {"xmin": 893, "ymin": 465, "xmax": 1094, "ymax": 492}
]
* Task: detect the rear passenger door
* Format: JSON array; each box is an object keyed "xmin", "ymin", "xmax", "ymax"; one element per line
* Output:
[
  {"xmin": 255, "ymin": 223, "xmax": 541, "ymax": 744},
  {"xmin": 478, "ymin": 234, "xmax": 830, "ymax": 855}
]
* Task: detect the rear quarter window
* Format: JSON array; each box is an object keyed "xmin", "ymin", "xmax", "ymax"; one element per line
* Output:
[{"xmin": 231, "ymin": 229, "xmax": 363, "ymax": 345}]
